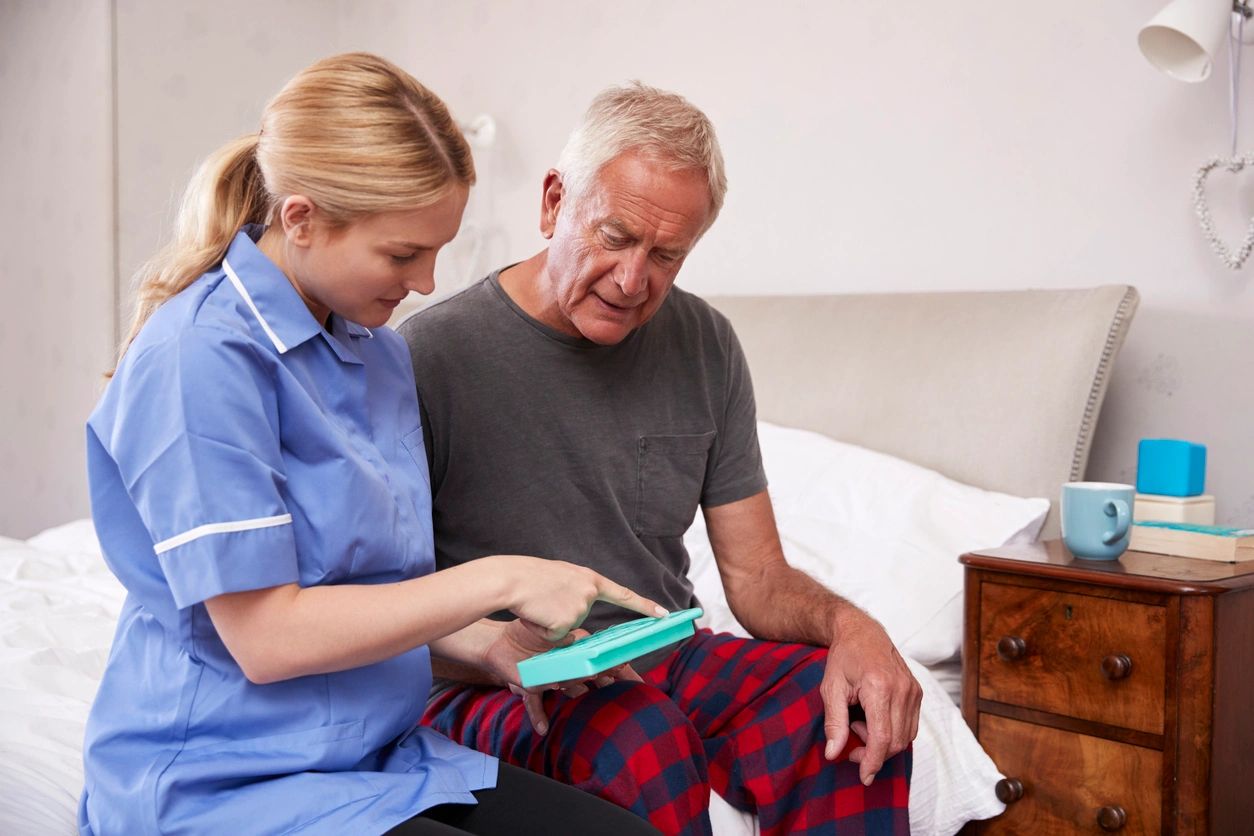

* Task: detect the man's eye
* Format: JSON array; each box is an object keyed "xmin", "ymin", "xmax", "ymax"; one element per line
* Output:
[
  {"xmin": 391, "ymin": 254, "xmax": 417, "ymax": 264},
  {"xmin": 602, "ymin": 233, "xmax": 629, "ymax": 248}
]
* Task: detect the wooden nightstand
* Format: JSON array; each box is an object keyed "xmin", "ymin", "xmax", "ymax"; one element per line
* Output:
[{"xmin": 959, "ymin": 540, "xmax": 1254, "ymax": 835}]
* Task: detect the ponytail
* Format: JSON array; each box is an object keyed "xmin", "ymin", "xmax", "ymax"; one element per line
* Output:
[
  {"xmin": 110, "ymin": 52, "xmax": 475, "ymax": 375},
  {"xmin": 111, "ymin": 134, "xmax": 269, "ymax": 373}
]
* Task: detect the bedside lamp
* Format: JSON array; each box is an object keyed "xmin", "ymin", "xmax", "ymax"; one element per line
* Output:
[{"xmin": 1138, "ymin": 0, "xmax": 1243, "ymax": 82}]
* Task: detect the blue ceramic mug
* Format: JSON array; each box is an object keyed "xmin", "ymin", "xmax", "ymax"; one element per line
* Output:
[{"xmin": 1061, "ymin": 482, "xmax": 1134, "ymax": 561}]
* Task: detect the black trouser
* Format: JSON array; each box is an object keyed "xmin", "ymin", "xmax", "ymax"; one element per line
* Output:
[{"xmin": 385, "ymin": 762, "xmax": 661, "ymax": 835}]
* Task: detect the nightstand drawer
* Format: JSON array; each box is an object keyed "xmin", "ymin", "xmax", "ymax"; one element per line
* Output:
[
  {"xmin": 977, "ymin": 582, "xmax": 1166, "ymax": 734},
  {"xmin": 977, "ymin": 714, "xmax": 1161, "ymax": 834}
]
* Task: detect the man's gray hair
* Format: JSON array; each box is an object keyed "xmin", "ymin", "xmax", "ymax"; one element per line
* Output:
[{"xmin": 556, "ymin": 82, "xmax": 727, "ymax": 227}]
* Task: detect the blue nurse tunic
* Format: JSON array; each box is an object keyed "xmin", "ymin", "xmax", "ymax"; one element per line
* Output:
[{"xmin": 79, "ymin": 226, "xmax": 495, "ymax": 834}]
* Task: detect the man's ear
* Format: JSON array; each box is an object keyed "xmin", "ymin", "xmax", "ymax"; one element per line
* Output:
[
  {"xmin": 279, "ymin": 195, "xmax": 317, "ymax": 248},
  {"xmin": 539, "ymin": 169, "xmax": 564, "ymax": 240}
]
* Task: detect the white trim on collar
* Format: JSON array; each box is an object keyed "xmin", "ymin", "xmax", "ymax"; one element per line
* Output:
[
  {"xmin": 153, "ymin": 513, "xmax": 293, "ymax": 555},
  {"xmin": 223, "ymin": 258, "xmax": 288, "ymax": 353}
]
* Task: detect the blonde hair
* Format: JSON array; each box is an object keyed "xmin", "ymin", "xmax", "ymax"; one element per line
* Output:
[
  {"xmin": 556, "ymin": 81, "xmax": 726, "ymax": 227},
  {"xmin": 114, "ymin": 52, "xmax": 474, "ymax": 369}
]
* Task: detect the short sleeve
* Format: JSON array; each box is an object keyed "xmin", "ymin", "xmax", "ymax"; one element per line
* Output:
[
  {"xmin": 106, "ymin": 329, "xmax": 299, "ymax": 609},
  {"xmin": 701, "ymin": 321, "xmax": 768, "ymax": 508}
]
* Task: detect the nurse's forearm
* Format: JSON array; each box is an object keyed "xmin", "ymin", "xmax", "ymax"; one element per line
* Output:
[{"xmin": 205, "ymin": 559, "xmax": 518, "ymax": 685}]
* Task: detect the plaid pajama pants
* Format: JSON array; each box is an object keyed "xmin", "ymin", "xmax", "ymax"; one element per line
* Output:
[{"xmin": 422, "ymin": 629, "xmax": 912, "ymax": 835}]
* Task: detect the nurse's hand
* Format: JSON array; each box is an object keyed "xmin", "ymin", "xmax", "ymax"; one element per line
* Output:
[
  {"xmin": 496, "ymin": 557, "xmax": 667, "ymax": 643},
  {"xmin": 484, "ymin": 618, "xmax": 643, "ymax": 736}
]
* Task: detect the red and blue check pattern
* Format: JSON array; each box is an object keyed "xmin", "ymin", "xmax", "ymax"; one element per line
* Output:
[{"xmin": 423, "ymin": 629, "xmax": 912, "ymax": 835}]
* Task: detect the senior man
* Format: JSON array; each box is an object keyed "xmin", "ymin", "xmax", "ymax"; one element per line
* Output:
[{"xmin": 398, "ymin": 83, "xmax": 920, "ymax": 835}]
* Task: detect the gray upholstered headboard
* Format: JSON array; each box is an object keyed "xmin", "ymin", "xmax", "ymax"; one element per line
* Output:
[{"xmin": 706, "ymin": 286, "xmax": 1139, "ymax": 539}]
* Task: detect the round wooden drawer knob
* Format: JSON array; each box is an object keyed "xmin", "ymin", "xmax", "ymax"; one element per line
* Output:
[
  {"xmin": 996, "ymin": 636, "xmax": 1027, "ymax": 661},
  {"xmin": 1101, "ymin": 654, "xmax": 1133, "ymax": 680},
  {"xmin": 995, "ymin": 777, "xmax": 1024, "ymax": 804},
  {"xmin": 1097, "ymin": 805, "xmax": 1127, "ymax": 831}
]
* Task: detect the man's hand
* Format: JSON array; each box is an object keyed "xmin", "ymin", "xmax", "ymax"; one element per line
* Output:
[
  {"xmin": 820, "ymin": 608, "xmax": 921, "ymax": 785},
  {"xmin": 484, "ymin": 619, "xmax": 642, "ymax": 735},
  {"xmin": 704, "ymin": 491, "xmax": 922, "ymax": 785}
]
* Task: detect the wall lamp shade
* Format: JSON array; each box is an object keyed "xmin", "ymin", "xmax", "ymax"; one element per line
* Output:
[{"xmin": 1139, "ymin": 0, "xmax": 1233, "ymax": 82}]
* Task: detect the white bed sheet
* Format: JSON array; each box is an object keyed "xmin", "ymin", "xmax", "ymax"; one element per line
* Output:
[
  {"xmin": 0, "ymin": 521, "xmax": 1003, "ymax": 835},
  {"xmin": 0, "ymin": 522, "xmax": 117, "ymax": 834},
  {"xmin": 925, "ymin": 658, "xmax": 964, "ymax": 706}
]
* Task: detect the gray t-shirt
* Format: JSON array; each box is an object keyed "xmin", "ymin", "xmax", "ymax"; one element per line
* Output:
[{"xmin": 398, "ymin": 270, "xmax": 766, "ymax": 670}]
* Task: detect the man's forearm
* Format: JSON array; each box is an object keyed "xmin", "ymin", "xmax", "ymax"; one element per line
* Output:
[
  {"xmin": 428, "ymin": 618, "xmax": 507, "ymax": 685},
  {"xmin": 430, "ymin": 657, "xmax": 502, "ymax": 686},
  {"xmin": 705, "ymin": 491, "xmax": 870, "ymax": 650},
  {"xmin": 726, "ymin": 559, "xmax": 859, "ymax": 649}
]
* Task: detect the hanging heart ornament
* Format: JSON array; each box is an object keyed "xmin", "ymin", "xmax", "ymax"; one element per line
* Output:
[{"xmin": 1193, "ymin": 156, "xmax": 1254, "ymax": 270}]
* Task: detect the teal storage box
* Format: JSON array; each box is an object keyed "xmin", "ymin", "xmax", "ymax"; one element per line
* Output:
[
  {"xmin": 1136, "ymin": 439, "xmax": 1206, "ymax": 497},
  {"xmin": 518, "ymin": 608, "xmax": 702, "ymax": 688}
]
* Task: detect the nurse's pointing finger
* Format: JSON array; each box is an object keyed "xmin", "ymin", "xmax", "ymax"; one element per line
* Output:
[{"xmin": 595, "ymin": 578, "xmax": 669, "ymax": 619}]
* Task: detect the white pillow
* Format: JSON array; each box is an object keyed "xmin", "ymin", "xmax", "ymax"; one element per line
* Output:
[{"xmin": 685, "ymin": 421, "xmax": 1048, "ymax": 665}]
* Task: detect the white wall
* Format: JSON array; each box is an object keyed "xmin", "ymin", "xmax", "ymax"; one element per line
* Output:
[
  {"xmin": 115, "ymin": 0, "xmax": 341, "ymax": 315},
  {"xmin": 332, "ymin": 2, "xmax": 1251, "ymax": 307},
  {"xmin": 0, "ymin": 0, "xmax": 114, "ymax": 537},
  {"xmin": 6, "ymin": 1, "xmax": 1253, "ymax": 534},
  {"xmin": 334, "ymin": 0, "xmax": 1254, "ymax": 523},
  {"xmin": 0, "ymin": 0, "xmax": 342, "ymax": 538}
]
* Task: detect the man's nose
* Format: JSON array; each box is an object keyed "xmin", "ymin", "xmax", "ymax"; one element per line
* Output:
[{"xmin": 615, "ymin": 249, "xmax": 649, "ymax": 297}]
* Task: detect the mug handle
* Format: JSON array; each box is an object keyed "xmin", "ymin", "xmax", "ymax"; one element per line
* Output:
[{"xmin": 1102, "ymin": 499, "xmax": 1131, "ymax": 545}]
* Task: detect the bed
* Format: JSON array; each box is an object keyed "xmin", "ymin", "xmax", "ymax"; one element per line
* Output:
[{"xmin": 0, "ymin": 284, "xmax": 1139, "ymax": 835}]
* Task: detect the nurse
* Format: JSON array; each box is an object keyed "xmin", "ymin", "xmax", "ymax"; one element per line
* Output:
[{"xmin": 80, "ymin": 53, "xmax": 663, "ymax": 835}]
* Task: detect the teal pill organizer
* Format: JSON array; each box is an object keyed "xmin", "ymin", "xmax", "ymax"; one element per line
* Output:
[{"xmin": 517, "ymin": 608, "xmax": 703, "ymax": 688}]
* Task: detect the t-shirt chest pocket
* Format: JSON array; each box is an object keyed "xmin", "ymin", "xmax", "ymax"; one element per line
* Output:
[{"xmin": 633, "ymin": 431, "xmax": 716, "ymax": 538}]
